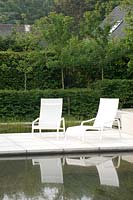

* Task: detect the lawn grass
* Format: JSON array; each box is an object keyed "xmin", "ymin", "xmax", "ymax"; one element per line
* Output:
[{"xmin": 0, "ymin": 117, "xmax": 81, "ymax": 133}]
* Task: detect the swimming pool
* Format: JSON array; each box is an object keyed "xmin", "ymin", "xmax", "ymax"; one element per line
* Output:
[{"xmin": 0, "ymin": 153, "xmax": 133, "ymax": 200}]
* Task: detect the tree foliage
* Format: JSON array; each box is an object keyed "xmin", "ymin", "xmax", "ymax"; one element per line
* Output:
[
  {"xmin": 0, "ymin": 0, "xmax": 54, "ymax": 24},
  {"xmin": 0, "ymin": 0, "xmax": 132, "ymax": 90},
  {"xmin": 34, "ymin": 12, "xmax": 74, "ymax": 89}
]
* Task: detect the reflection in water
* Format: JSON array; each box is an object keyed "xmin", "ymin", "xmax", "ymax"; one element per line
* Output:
[
  {"xmin": 122, "ymin": 155, "xmax": 133, "ymax": 163},
  {"xmin": 66, "ymin": 155, "xmax": 120, "ymax": 187},
  {"xmin": 32, "ymin": 158, "xmax": 63, "ymax": 183},
  {"xmin": 32, "ymin": 158, "xmax": 64, "ymax": 200},
  {"xmin": 0, "ymin": 153, "xmax": 133, "ymax": 200}
]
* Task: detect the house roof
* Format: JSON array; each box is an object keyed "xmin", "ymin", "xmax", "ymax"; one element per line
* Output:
[
  {"xmin": 101, "ymin": 6, "xmax": 129, "ymax": 38},
  {"xmin": 0, "ymin": 24, "xmax": 31, "ymax": 36}
]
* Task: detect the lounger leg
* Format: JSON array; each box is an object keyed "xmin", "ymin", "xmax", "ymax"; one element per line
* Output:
[
  {"xmin": 118, "ymin": 119, "xmax": 121, "ymax": 138},
  {"xmin": 56, "ymin": 129, "xmax": 59, "ymax": 140},
  {"xmin": 32, "ymin": 127, "xmax": 34, "ymax": 134},
  {"xmin": 115, "ymin": 118, "xmax": 121, "ymax": 138},
  {"xmin": 39, "ymin": 129, "xmax": 42, "ymax": 136}
]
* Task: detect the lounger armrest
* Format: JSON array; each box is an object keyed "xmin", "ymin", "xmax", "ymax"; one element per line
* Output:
[
  {"xmin": 61, "ymin": 117, "xmax": 65, "ymax": 122},
  {"xmin": 61, "ymin": 117, "xmax": 65, "ymax": 131},
  {"xmin": 81, "ymin": 118, "xmax": 95, "ymax": 126},
  {"xmin": 114, "ymin": 156, "xmax": 121, "ymax": 168},
  {"xmin": 32, "ymin": 117, "xmax": 39, "ymax": 125},
  {"xmin": 61, "ymin": 117, "xmax": 65, "ymax": 125},
  {"xmin": 102, "ymin": 118, "xmax": 120, "ymax": 127},
  {"xmin": 114, "ymin": 118, "xmax": 121, "ymax": 131},
  {"xmin": 100, "ymin": 118, "xmax": 121, "ymax": 131}
]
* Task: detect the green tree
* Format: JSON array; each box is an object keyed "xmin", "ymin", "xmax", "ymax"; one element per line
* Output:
[
  {"xmin": 60, "ymin": 36, "xmax": 100, "ymax": 87},
  {"xmin": 16, "ymin": 51, "xmax": 39, "ymax": 90},
  {"xmin": 122, "ymin": 0, "xmax": 133, "ymax": 76},
  {"xmin": 54, "ymin": 0, "xmax": 90, "ymax": 21},
  {"xmin": 54, "ymin": 0, "xmax": 121, "ymax": 24},
  {"xmin": 17, "ymin": 59, "xmax": 32, "ymax": 91},
  {"xmin": 0, "ymin": 0, "xmax": 55, "ymax": 24},
  {"xmin": 34, "ymin": 12, "xmax": 74, "ymax": 89}
]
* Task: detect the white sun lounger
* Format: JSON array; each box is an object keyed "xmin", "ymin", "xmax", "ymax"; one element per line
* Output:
[
  {"xmin": 66, "ymin": 98, "xmax": 121, "ymax": 141},
  {"xmin": 32, "ymin": 98, "xmax": 65, "ymax": 135}
]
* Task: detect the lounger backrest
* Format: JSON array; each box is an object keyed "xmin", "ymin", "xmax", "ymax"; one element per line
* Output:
[
  {"xmin": 33, "ymin": 158, "xmax": 63, "ymax": 183},
  {"xmin": 96, "ymin": 160, "xmax": 119, "ymax": 187},
  {"xmin": 94, "ymin": 98, "xmax": 119, "ymax": 128},
  {"xmin": 39, "ymin": 98, "xmax": 63, "ymax": 129}
]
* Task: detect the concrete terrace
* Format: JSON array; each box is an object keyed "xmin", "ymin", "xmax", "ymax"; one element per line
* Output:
[{"xmin": 0, "ymin": 129, "xmax": 133, "ymax": 156}]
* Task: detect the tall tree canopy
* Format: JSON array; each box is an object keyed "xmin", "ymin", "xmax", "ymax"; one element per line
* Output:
[
  {"xmin": 0, "ymin": 0, "xmax": 54, "ymax": 24},
  {"xmin": 0, "ymin": 0, "xmax": 132, "ymax": 90}
]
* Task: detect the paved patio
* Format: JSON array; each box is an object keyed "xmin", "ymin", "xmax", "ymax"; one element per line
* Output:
[{"xmin": 0, "ymin": 129, "xmax": 133, "ymax": 156}]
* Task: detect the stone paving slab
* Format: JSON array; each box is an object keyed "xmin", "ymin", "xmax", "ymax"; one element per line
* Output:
[
  {"xmin": 0, "ymin": 130, "xmax": 133, "ymax": 156},
  {"xmin": 0, "ymin": 134, "xmax": 26, "ymax": 155}
]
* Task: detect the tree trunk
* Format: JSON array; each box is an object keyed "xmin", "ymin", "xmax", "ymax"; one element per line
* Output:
[
  {"xmin": 24, "ymin": 73, "xmax": 27, "ymax": 91},
  {"xmin": 61, "ymin": 68, "xmax": 64, "ymax": 89},
  {"xmin": 102, "ymin": 66, "xmax": 104, "ymax": 80}
]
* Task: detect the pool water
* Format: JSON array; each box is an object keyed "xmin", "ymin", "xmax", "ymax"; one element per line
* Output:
[
  {"xmin": 0, "ymin": 123, "xmax": 31, "ymax": 134},
  {"xmin": 0, "ymin": 153, "xmax": 133, "ymax": 200}
]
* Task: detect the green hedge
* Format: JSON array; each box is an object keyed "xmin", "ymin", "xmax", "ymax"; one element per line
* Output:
[
  {"xmin": 0, "ymin": 79, "xmax": 132, "ymax": 121},
  {"xmin": 91, "ymin": 79, "xmax": 133, "ymax": 108},
  {"xmin": 0, "ymin": 51, "xmax": 61, "ymax": 90}
]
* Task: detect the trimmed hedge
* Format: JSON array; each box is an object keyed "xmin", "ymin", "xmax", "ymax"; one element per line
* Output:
[
  {"xmin": 0, "ymin": 51, "xmax": 61, "ymax": 90},
  {"xmin": 0, "ymin": 79, "xmax": 132, "ymax": 121},
  {"xmin": 91, "ymin": 79, "xmax": 133, "ymax": 108}
]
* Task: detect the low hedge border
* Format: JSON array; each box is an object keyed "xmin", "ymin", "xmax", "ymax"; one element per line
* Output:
[{"xmin": 0, "ymin": 79, "xmax": 132, "ymax": 121}]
